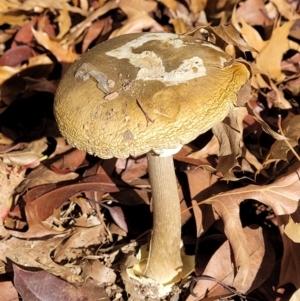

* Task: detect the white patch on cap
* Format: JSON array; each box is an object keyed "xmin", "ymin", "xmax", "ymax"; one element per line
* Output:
[{"xmin": 106, "ymin": 33, "xmax": 207, "ymax": 85}]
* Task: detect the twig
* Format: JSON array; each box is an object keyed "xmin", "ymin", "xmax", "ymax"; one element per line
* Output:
[
  {"xmin": 136, "ymin": 99, "xmax": 154, "ymax": 126},
  {"xmin": 190, "ymin": 275, "xmax": 247, "ymax": 300}
]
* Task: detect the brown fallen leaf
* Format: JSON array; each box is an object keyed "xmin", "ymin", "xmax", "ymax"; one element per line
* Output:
[
  {"xmin": 32, "ymin": 28, "xmax": 79, "ymax": 63},
  {"xmin": 212, "ymin": 107, "xmax": 247, "ymax": 180},
  {"xmin": 51, "ymin": 148, "xmax": 88, "ymax": 174},
  {"xmin": 61, "ymin": 0, "xmax": 119, "ymax": 46},
  {"xmin": 270, "ymin": 0, "xmax": 300, "ymax": 20},
  {"xmin": 193, "ymin": 165, "xmax": 300, "ymax": 284},
  {"xmin": 54, "ymin": 224, "xmax": 109, "ymax": 262},
  {"xmin": 16, "ymin": 164, "xmax": 78, "ymax": 194},
  {"xmin": 0, "ymin": 275, "xmax": 19, "ymax": 301},
  {"xmin": 120, "ymin": 155, "xmax": 148, "ymax": 183},
  {"xmin": 56, "ymin": 3, "xmax": 72, "ymax": 39},
  {"xmin": 0, "ymin": 45, "xmax": 33, "ymax": 67},
  {"xmin": 13, "ymin": 264, "xmax": 109, "ymax": 301},
  {"xmin": 0, "ymin": 138, "xmax": 48, "ymax": 166},
  {"xmin": 0, "ymin": 159, "xmax": 24, "ymax": 234},
  {"xmin": 0, "ymin": 54, "xmax": 53, "ymax": 85},
  {"xmin": 284, "ymin": 216, "xmax": 300, "ymax": 243},
  {"xmin": 279, "ymin": 232, "xmax": 300, "ymax": 290},
  {"xmin": 236, "ymin": 0, "xmax": 274, "ymax": 26},
  {"xmin": 264, "ymin": 113, "xmax": 300, "ymax": 165},
  {"xmin": 246, "ymin": 102, "xmax": 287, "ymax": 141},
  {"xmin": 81, "ymin": 17, "xmax": 112, "ymax": 53},
  {"xmin": 0, "ymin": 235, "xmax": 82, "ymax": 283},
  {"xmin": 100, "ymin": 203, "xmax": 128, "ymax": 233},
  {"xmin": 82, "ymin": 259, "xmax": 116, "ymax": 285},
  {"xmin": 187, "ymin": 226, "xmax": 275, "ymax": 300}
]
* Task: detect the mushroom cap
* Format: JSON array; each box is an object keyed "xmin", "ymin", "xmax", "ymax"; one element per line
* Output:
[{"xmin": 54, "ymin": 32, "xmax": 250, "ymax": 159}]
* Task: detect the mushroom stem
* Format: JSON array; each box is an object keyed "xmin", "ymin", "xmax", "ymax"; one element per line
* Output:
[{"xmin": 145, "ymin": 152, "xmax": 183, "ymax": 284}]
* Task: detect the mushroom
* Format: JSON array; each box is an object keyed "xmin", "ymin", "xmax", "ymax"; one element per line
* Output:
[{"xmin": 54, "ymin": 32, "xmax": 251, "ymax": 289}]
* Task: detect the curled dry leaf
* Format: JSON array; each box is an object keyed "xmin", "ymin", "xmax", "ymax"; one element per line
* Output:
[
  {"xmin": 204, "ymin": 24, "xmax": 258, "ymax": 53},
  {"xmin": 56, "ymin": 4, "xmax": 72, "ymax": 39},
  {"xmin": 195, "ymin": 165, "xmax": 300, "ymax": 284},
  {"xmin": 188, "ymin": 227, "xmax": 276, "ymax": 300},
  {"xmin": 32, "ymin": 28, "xmax": 79, "ymax": 62},
  {"xmin": 12, "ymin": 174, "xmax": 122, "ymax": 222},
  {"xmin": 246, "ymin": 102, "xmax": 287, "ymax": 141},
  {"xmin": 16, "ymin": 164, "xmax": 79, "ymax": 194},
  {"xmin": 0, "ymin": 137, "xmax": 48, "ymax": 166},
  {"xmin": 100, "ymin": 203, "xmax": 128, "ymax": 233},
  {"xmin": 61, "ymin": 0, "xmax": 119, "ymax": 46},
  {"xmin": 212, "ymin": 107, "xmax": 248, "ymax": 180},
  {"xmin": 264, "ymin": 113, "xmax": 300, "ymax": 165},
  {"xmin": 270, "ymin": 0, "xmax": 300, "ymax": 20},
  {"xmin": 81, "ymin": 17, "xmax": 112, "ymax": 53}
]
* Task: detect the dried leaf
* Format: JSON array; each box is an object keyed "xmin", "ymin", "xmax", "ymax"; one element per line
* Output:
[
  {"xmin": 212, "ymin": 108, "xmax": 247, "ymax": 180},
  {"xmin": 56, "ymin": 4, "xmax": 71, "ymax": 39},
  {"xmin": 54, "ymin": 225, "xmax": 108, "ymax": 262},
  {"xmin": 110, "ymin": 13, "xmax": 163, "ymax": 38},
  {"xmin": 61, "ymin": 0, "xmax": 119, "ymax": 46},
  {"xmin": 279, "ymin": 232, "xmax": 300, "ymax": 289},
  {"xmin": 101, "ymin": 203, "xmax": 128, "ymax": 233},
  {"xmin": 235, "ymin": 0, "xmax": 274, "ymax": 26},
  {"xmin": 13, "ymin": 265, "xmax": 109, "ymax": 300},
  {"xmin": 198, "ymin": 166, "xmax": 300, "ymax": 283},
  {"xmin": 1, "ymin": 236, "xmax": 82, "ymax": 283},
  {"xmin": 190, "ymin": 0, "xmax": 207, "ymax": 15},
  {"xmin": 158, "ymin": 0, "xmax": 177, "ymax": 10},
  {"xmin": 188, "ymin": 227, "xmax": 275, "ymax": 300},
  {"xmin": 32, "ymin": 28, "xmax": 79, "ymax": 62},
  {"xmin": 0, "ymin": 54, "xmax": 53, "ymax": 85},
  {"xmin": 0, "ymin": 138, "xmax": 48, "ymax": 166},
  {"xmin": 82, "ymin": 260, "xmax": 116, "ymax": 284},
  {"xmin": 0, "ymin": 276, "xmax": 19, "ymax": 301},
  {"xmin": 16, "ymin": 164, "xmax": 79, "ymax": 194},
  {"xmin": 246, "ymin": 102, "xmax": 287, "ymax": 140},
  {"xmin": 51, "ymin": 149, "xmax": 87, "ymax": 174},
  {"xmin": 0, "ymin": 45, "xmax": 33, "ymax": 67},
  {"xmin": 204, "ymin": 24, "xmax": 257, "ymax": 53},
  {"xmin": 264, "ymin": 113, "xmax": 300, "ymax": 164},
  {"xmin": 256, "ymin": 20, "xmax": 295, "ymax": 82},
  {"xmin": 270, "ymin": 0, "xmax": 300, "ymax": 20},
  {"xmin": 284, "ymin": 216, "xmax": 300, "ymax": 243},
  {"xmin": 0, "ymin": 14, "xmax": 27, "ymax": 26}
]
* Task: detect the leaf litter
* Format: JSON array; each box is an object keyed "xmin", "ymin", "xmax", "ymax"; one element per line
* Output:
[{"xmin": 0, "ymin": 0, "xmax": 300, "ymax": 300}]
